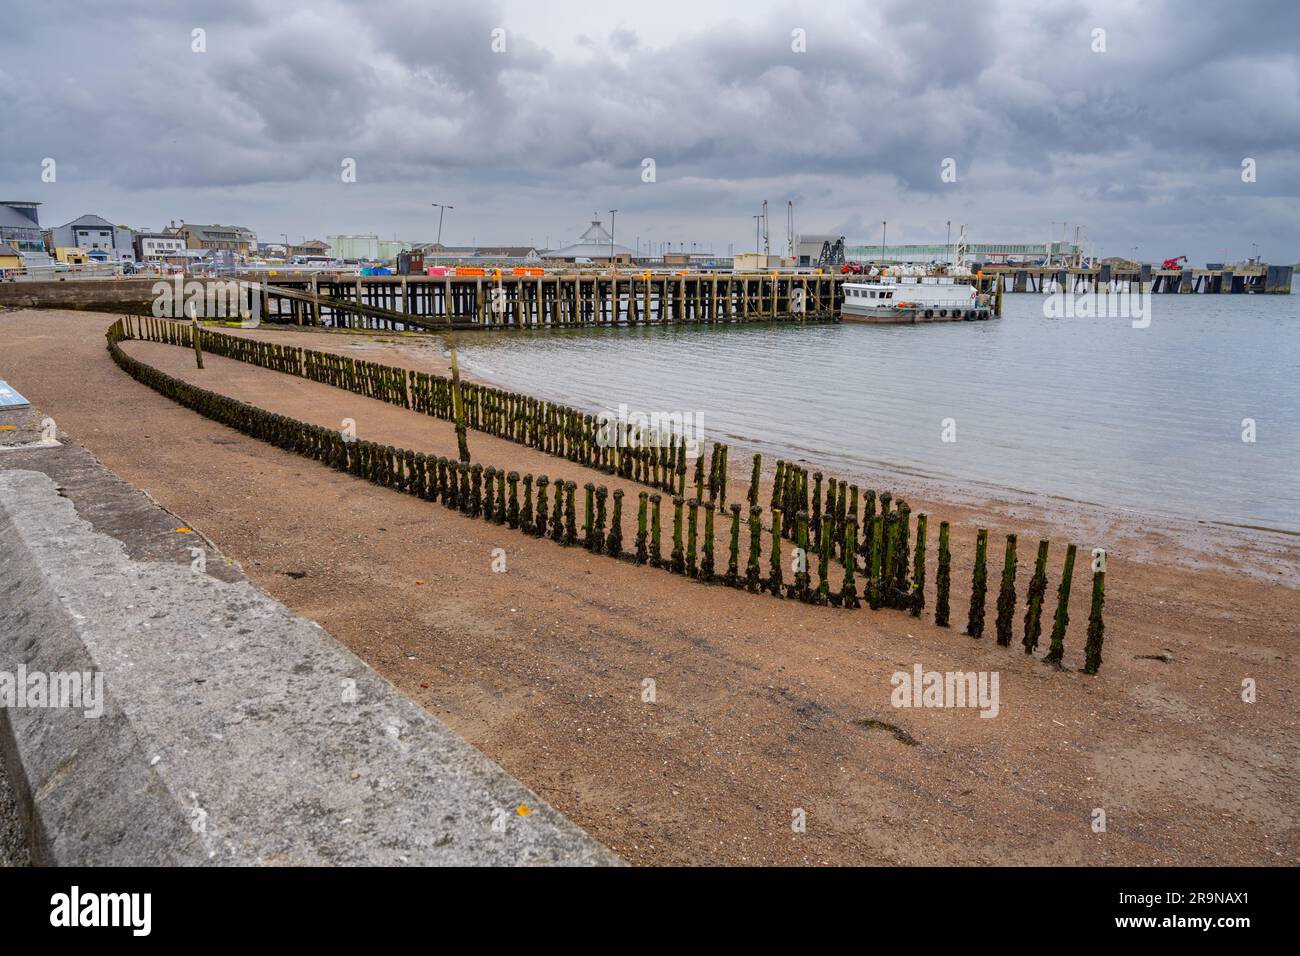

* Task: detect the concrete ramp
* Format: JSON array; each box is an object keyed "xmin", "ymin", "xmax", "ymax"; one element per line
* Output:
[{"xmin": 0, "ymin": 466, "xmax": 619, "ymax": 866}]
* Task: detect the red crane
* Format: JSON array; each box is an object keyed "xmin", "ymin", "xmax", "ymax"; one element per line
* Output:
[{"xmin": 1162, "ymin": 255, "xmax": 1188, "ymax": 270}]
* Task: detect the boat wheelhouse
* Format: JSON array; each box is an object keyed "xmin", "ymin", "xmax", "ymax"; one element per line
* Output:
[{"xmin": 840, "ymin": 276, "xmax": 994, "ymax": 324}]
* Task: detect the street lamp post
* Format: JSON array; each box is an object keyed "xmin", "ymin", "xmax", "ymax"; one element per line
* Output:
[
  {"xmin": 609, "ymin": 209, "xmax": 617, "ymax": 267},
  {"xmin": 431, "ymin": 203, "xmax": 453, "ymax": 247},
  {"xmin": 946, "ymin": 220, "xmax": 952, "ymax": 266},
  {"xmin": 881, "ymin": 221, "xmax": 887, "ymax": 265}
]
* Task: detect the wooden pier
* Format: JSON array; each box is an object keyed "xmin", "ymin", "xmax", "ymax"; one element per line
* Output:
[
  {"xmin": 253, "ymin": 271, "xmax": 847, "ymax": 330},
  {"xmin": 981, "ymin": 262, "xmax": 1293, "ymax": 295}
]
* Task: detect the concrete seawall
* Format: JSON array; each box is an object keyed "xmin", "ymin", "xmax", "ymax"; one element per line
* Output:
[{"xmin": 0, "ymin": 430, "xmax": 619, "ymax": 866}]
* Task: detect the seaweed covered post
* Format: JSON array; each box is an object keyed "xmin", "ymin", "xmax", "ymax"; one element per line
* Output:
[
  {"xmin": 768, "ymin": 507, "xmax": 784, "ymax": 597},
  {"xmin": 994, "ymin": 534, "xmax": 1018, "ymax": 646},
  {"xmin": 582, "ymin": 482, "xmax": 596, "ymax": 550},
  {"xmin": 562, "ymin": 481, "xmax": 578, "ymax": 545},
  {"xmin": 506, "ymin": 471, "xmax": 520, "ymax": 529},
  {"xmin": 1083, "ymin": 548, "xmax": 1107, "ymax": 675},
  {"xmin": 935, "ymin": 521, "xmax": 951, "ymax": 627},
  {"xmin": 746, "ymin": 505, "xmax": 763, "ymax": 593},
  {"xmin": 700, "ymin": 502, "xmax": 716, "ymax": 582},
  {"xmin": 1044, "ymin": 544, "xmax": 1077, "ymax": 667},
  {"xmin": 816, "ymin": 513, "xmax": 833, "ymax": 606},
  {"xmin": 635, "ymin": 492, "xmax": 650, "ymax": 564},
  {"xmin": 965, "ymin": 529, "xmax": 988, "ymax": 638},
  {"xmin": 881, "ymin": 512, "xmax": 898, "ymax": 608},
  {"xmin": 795, "ymin": 510, "xmax": 811, "ymax": 602},
  {"xmin": 686, "ymin": 498, "xmax": 700, "ymax": 577},
  {"xmin": 840, "ymin": 515, "xmax": 860, "ymax": 609},
  {"xmin": 1022, "ymin": 540, "xmax": 1050, "ymax": 654},
  {"xmin": 650, "ymin": 494, "xmax": 664, "ymax": 567},
  {"xmin": 726, "ymin": 503, "xmax": 742, "ymax": 587},
  {"xmin": 895, "ymin": 501, "xmax": 912, "ymax": 601},
  {"xmin": 606, "ymin": 488, "xmax": 624, "ymax": 558},
  {"xmin": 910, "ymin": 513, "xmax": 927, "ymax": 617},
  {"xmin": 860, "ymin": 489, "xmax": 876, "ymax": 571},
  {"xmin": 749, "ymin": 453, "xmax": 763, "ymax": 509},
  {"xmin": 811, "ymin": 472, "xmax": 824, "ymax": 543},
  {"xmin": 521, "ymin": 474, "xmax": 534, "ymax": 534},
  {"xmin": 495, "ymin": 469, "xmax": 507, "ymax": 525},
  {"xmin": 671, "ymin": 496, "xmax": 686, "ymax": 574},
  {"xmin": 469, "ymin": 464, "xmax": 483, "ymax": 517},
  {"xmin": 594, "ymin": 485, "xmax": 609, "ymax": 554},
  {"xmin": 450, "ymin": 345, "xmax": 471, "ymax": 463},
  {"xmin": 868, "ymin": 508, "xmax": 885, "ymax": 610},
  {"xmin": 535, "ymin": 476, "xmax": 550, "ymax": 539}
]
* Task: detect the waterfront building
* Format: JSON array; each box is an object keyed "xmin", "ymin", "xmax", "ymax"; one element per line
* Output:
[
  {"xmin": 135, "ymin": 231, "xmax": 189, "ymax": 261},
  {"xmin": 327, "ymin": 235, "xmax": 411, "ymax": 262},
  {"xmin": 0, "ymin": 201, "xmax": 50, "ymax": 266},
  {"xmin": 173, "ymin": 222, "xmax": 257, "ymax": 255},
  {"xmin": 50, "ymin": 214, "xmax": 136, "ymax": 262},
  {"xmin": 542, "ymin": 220, "xmax": 634, "ymax": 265}
]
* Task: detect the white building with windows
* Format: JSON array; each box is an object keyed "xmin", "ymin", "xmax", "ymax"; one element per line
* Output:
[{"xmin": 50, "ymin": 214, "xmax": 135, "ymax": 262}]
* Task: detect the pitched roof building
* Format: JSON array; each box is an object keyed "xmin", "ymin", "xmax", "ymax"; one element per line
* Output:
[{"xmin": 542, "ymin": 220, "xmax": 635, "ymax": 264}]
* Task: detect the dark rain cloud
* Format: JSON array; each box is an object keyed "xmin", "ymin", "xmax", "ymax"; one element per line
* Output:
[{"xmin": 0, "ymin": 0, "xmax": 1295, "ymax": 260}]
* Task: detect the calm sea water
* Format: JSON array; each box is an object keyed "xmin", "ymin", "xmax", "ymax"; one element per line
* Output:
[{"xmin": 454, "ymin": 287, "xmax": 1300, "ymax": 531}]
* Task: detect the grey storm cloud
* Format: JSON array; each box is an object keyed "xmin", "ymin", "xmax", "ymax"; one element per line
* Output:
[{"xmin": 0, "ymin": 0, "xmax": 1295, "ymax": 261}]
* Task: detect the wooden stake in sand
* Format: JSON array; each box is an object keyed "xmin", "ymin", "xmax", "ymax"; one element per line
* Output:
[
  {"xmin": 768, "ymin": 507, "xmax": 784, "ymax": 597},
  {"xmin": 995, "ymin": 534, "xmax": 1018, "ymax": 646},
  {"xmin": 935, "ymin": 521, "xmax": 951, "ymax": 626},
  {"xmin": 965, "ymin": 529, "xmax": 988, "ymax": 638},
  {"xmin": 1083, "ymin": 549, "xmax": 1106, "ymax": 675},
  {"xmin": 910, "ymin": 514, "xmax": 927, "ymax": 617},
  {"xmin": 1022, "ymin": 540, "xmax": 1050, "ymax": 654},
  {"xmin": 1044, "ymin": 544, "xmax": 1077, "ymax": 667}
]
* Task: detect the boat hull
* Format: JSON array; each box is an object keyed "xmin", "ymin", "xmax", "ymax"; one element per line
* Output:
[{"xmin": 840, "ymin": 306, "xmax": 994, "ymax": 324}]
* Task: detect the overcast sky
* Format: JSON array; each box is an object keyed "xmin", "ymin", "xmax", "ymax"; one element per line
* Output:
[{"xmin": 2, "ymin": 0, "xmax": 1296, "ymax": 262}]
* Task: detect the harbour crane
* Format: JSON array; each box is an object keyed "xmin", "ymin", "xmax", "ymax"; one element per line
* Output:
[{"xmin": 1162, "ymin": 255, "xmax": 1188, "ymax": 270}]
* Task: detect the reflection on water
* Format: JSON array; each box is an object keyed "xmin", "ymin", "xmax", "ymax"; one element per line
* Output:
[{"xmin": 454, "ymin": 291, "xmax": 1300, "ymax": 531}]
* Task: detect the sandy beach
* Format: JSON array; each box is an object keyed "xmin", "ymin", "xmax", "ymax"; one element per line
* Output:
[{"xmin": 2, "ymin": 308, "xmax": 1296, "ymax": 865}]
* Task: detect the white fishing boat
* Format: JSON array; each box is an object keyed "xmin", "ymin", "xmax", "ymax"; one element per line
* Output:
[{"xmin": 840, "ymin": 275, "xmax": 995, "ymax": 324}]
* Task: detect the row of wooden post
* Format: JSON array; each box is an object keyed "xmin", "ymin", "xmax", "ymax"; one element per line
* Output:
[{"xmin": 114, "ymin": 317, "xmax": 1106, "ymax": 673}]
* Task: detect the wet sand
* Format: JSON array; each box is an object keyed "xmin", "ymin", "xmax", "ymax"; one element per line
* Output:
[{"xmin": 2, "ymin": 310, "xmax": 1296, "ymax": 865}]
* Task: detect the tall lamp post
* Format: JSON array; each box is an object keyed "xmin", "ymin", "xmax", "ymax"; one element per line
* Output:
[
  {"xmin": 609, "ymin": 209, "xmax": 618, "ymax": 268},
  {"xmin": 881, "ymin": 221, "xmax": 887, "ymax": 265},
  {"xmin": 946, "ymin": 220, "xmax": 952, "ymax": 266},
  {"xmin": 431, "ymin": 203, "xmax": 453, "ymax": 247}
]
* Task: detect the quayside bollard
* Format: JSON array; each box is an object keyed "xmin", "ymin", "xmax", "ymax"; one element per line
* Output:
[
  {"xmin": 1044, "ymin": 544, "xmax": 1077, "ymax": 667},
  {"xmin": 995, "ymin": 534, "xmax": 1018, "ymax": 646},
  {"xmin": 1022, "ymin": 540, "xmax": 1050, "ymax": 654},
  {"xmin": 1084, "ymin": 549, "xmax": 1106, "ymax": 675},
  {"xmin": 965, "ymin": 529, "xmax": 988, "ymax": 638}
]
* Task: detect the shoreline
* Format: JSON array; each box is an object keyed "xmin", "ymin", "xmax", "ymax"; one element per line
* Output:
[
  {"xmin": 2, "ymin": 309, "xmax": 1297, "ymax": 866},
  {"xmin": 244, "ymin": 323, "xmax": 1300, "ymax": 589}
]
